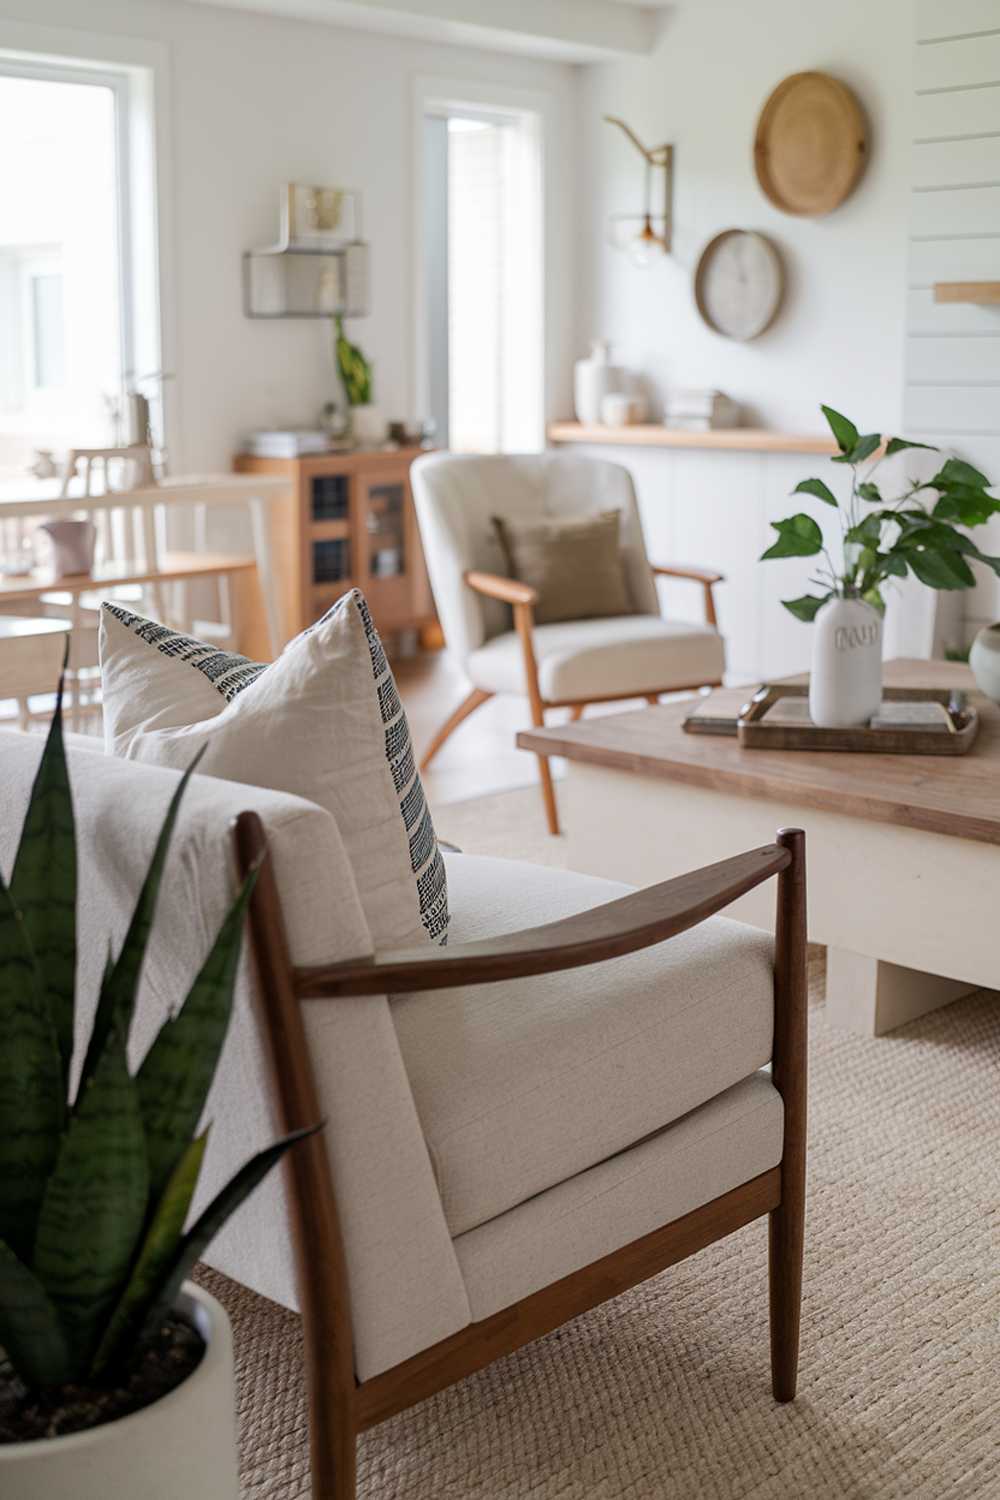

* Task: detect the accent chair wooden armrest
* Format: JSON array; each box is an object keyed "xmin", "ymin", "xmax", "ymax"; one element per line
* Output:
[{"xmin": 651, "ymin": 562, "xmax": 726, "ymax": 627}]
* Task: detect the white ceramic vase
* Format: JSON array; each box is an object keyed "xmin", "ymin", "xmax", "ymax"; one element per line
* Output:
[
  {"xmin": 809, "ymin": 596, "xmax": 883, "ymax": 728},
  {"xmin": 0, "ymin": 1285, "xmax": 239, "ymax": 1500},
  {"xmin": 574, "ymin": 340, "xmax": 625, "ymax": 425},
  {"xmin": 969, "ymin": 622, "xmax": 1000, "ymax": 702}
]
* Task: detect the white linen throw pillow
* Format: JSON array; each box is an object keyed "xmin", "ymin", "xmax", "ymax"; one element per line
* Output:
[{"xmin": 99, "ymin": 590, "xmax": 448, "ymax": 948}]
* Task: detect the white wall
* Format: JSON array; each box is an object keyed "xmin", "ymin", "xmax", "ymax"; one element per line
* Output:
[
  {"xmin": 574, "ymin": 0, "xmax": 913, "ymax": 435},
  {"xmin": 0, "ymin": 0, "xmax": 578, "ymax": 471},
  {"xmin": 905, "ymin": 0, "xmax": 1000, "ymax": 644}
]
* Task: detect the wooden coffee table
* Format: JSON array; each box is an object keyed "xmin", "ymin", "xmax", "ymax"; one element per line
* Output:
[{"xmin": 519, "ymin": 659, "xmax": 998, "ymax": 1035}]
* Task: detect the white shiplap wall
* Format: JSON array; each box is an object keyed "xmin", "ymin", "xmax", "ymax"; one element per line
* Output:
[{"xmin": 908, "ymin": 0, "xmax": 1000, "ymax": 642}]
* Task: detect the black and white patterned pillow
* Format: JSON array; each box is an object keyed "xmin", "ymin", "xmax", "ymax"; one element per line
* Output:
[{"xmin": 100, "ymin": 590, "xmax": 448, "ymax": 948}]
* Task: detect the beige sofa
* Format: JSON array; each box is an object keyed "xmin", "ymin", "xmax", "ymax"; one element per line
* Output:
[{"xmin": 0, "ymin": 730, "xmax": 804, "ymax": 1497}]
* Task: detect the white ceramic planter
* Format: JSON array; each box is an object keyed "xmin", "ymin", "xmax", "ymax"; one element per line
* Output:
[
  {"xmin": 809, "ymin": 596, "xmax": 883, "ymax": 728},
  {"xmin": 574, "ymin": 340, "xmax": 624, "ymax": 425},
  {"xmin": 969, "ymin": 622, "xmax": 1000, "ymax": 703},
  {"xmin": 1, "ymin": 1284, "xmax": 239, "ymax": 1500},
  {"xmin": 351, "ymin": 403, "xmax": 387, "ymax": 447}
]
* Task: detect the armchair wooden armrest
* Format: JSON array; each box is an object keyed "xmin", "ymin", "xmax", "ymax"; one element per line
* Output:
[
  {"xmin": 230, "ymin": 819, "xmax": 794, "ymax": 997},
  {"xmin": 464, "ymin": 569, "xmax": 539, "ymax": 608},
  {"xmin": 652, "ymin": 563, "xmax": 725, "ymax": 627}
]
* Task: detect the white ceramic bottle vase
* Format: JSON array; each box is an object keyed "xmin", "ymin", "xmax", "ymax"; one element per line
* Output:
[
  {"xmin": 809, "ymin": 596, "xmax": 883, "ymax": 728},
  {"xmin": 574, "ymin": 340, "xmax": 625, "ymax": 425},
  {"xmin": 969, "ymin": 622, "xmax": 1000, "ymax": 702}
]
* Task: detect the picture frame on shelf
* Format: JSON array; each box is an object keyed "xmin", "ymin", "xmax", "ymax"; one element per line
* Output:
[{"xmin": 281, "ymin": 184, "xmax": 361, "ymax": 249}]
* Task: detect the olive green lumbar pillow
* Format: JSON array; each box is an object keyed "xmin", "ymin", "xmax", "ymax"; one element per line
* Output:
[{"xmin": 491, "ymin": 510, "xmax": 633, "ymax": 625}]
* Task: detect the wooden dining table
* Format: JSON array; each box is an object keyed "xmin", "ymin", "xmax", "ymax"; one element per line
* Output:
[{"xmin": 0, "ymin": 473, "xmax": 289, "ymax": 656}]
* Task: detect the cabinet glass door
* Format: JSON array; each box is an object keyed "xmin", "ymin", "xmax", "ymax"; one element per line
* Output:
[{"xmin": 365, "ymin": 482, "xmax": 406, "ymax": 579}]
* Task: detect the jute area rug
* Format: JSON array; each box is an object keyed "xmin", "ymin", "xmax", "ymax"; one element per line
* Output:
[{"xmin": 196, "ymin": 786, "xmax": 1000, "ymax": 1499}]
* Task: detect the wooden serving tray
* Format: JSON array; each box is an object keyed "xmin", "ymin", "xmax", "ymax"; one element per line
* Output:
[{"xmin": 736, "ymin": 683, "xmax": 980, "ymax": 755}]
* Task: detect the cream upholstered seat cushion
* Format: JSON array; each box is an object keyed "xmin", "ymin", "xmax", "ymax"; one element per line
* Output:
[
  {"xmin": 455, "ymin": 1071, "xmax": 783, "ymax": 1320},
  {"xmin": 466, "ymin": 614, "xmax": 725, "ymax": 700},
  {"xmin": 392, "ymin": 853, "xmax": 774, "ymax": 1238}
]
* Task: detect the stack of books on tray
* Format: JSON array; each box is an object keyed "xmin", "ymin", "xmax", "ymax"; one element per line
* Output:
[{"xmin": 663, "ymin": 389, "xmax": 741, "ymax": 431}]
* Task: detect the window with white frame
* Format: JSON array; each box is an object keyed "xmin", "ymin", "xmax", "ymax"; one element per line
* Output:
[
  {"xmin": 0, "ymin": 64, "xmax": 130, "ymax": 477},
  {"xmin": 423, "ymin": 103, "xmax": 544, "ymax": 454}
]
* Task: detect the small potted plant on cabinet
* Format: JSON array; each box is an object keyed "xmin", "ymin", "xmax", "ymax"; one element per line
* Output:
[
  {"xmin": 335, "ymin": 313, "xmax": 385, "ymax": 447},
  {"xmin": 761, "ymin": 405, "xmax": 1000, "ymax": 726},
  {"xmin": 0, "ymin": 686, "xmax": 315, "ymax": 1499}
]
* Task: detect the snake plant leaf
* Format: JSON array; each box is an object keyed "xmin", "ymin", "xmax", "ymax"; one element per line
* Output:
[
  {"xmin": 9, "ymin": 678, "xmax": 76, "ymax": 1088},
  {"xmin": 91, "ymin": 1131, "xmax": 209, "ymax": 1377},
  {"xmin": 77, "ymin": 752, "xmax": 204, "ymax": 1099},
  {"xmin": 143, "ymin": 1124, "xmax": 319, "ymax": 1335},
  {"xmin": 33, "ymin": 1023, "xmax": 150, "ymax": 1373},
  {"xmin": 0, "ymin": 873, "xmax": 64, "ymax": 1261},
  {"xmin": 136, "ymin": 870, "xmax": 256, "ymax": 1204},
  {"xmin": 0, "ymin": 1237, "xmax": 72, "ymax": 1389}
]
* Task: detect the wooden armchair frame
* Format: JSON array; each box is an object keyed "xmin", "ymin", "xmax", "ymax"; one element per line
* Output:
[
  {"xmin": 234, "ymin": 815, "xmax": 807, "ymax": 1500},
  {"xmin": 420, "ymin": 564, "xmax": 725, "ymax": 836}
]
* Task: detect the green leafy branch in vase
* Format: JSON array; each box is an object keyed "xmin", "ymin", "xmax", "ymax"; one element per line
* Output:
[{"xmin": 761, "ymin": 404, "xmax": 1000, "ymax": 622}]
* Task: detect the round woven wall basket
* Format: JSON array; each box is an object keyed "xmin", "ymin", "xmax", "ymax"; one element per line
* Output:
[{"xmin": 754, "ymin": 70, "xmax": 868, "ymax": 216}]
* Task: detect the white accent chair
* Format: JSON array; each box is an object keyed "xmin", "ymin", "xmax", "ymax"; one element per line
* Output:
[
  {"xmin": 0, "ymin": 732, "xmax": 806, "ymax": 1500},
  {"xmin": 411, "ymin": 452, "xmax": 726, "ymax": 833}
]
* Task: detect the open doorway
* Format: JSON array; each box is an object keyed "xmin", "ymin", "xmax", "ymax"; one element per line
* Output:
[{"xmin": 421, "ymin": 100, "xmax": 544, "ymax": 453}]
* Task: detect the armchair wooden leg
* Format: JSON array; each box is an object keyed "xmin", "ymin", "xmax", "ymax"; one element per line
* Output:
[
  {"xmin": 568, "ymin": 704, "xmax": 585, "ymax": 722},
  {"xmin": 769, "ymin": 827, "xmax": 807, "ymax": 1402},
  {"xmin": 645, "ymin": 694, "xmax": 659, "ymax": 705},
  {"xmin": 419, "ymin": 687, "xmax": 492, "ymax": 771},
  {"xmin": 536, "ymin": 749, "xmax": 560, "ymax": 836}
]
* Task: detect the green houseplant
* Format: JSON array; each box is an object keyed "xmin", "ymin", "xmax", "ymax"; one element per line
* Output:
[
  {"xmin": 0, "ymin": 682, "xmax": 315, "ymax": 1498},
  {"xmin": 760, "ymin": 405, "xmax": 999, "ymax": 726},
  {"xmin": 334, "ymin": 314, "xmax": 385, "ymax": 446}
]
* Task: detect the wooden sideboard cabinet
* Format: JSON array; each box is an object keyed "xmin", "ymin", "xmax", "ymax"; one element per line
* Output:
[{"xmin": 234, "ymin": 448, "xmax": 435, "ymax": 658}]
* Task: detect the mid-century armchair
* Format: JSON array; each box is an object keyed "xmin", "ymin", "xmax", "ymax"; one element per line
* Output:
[
  {"xmin": 0, "ymin": 736, "xmax": 805, "ymax": 1500},
  {"xmin": 411, "ymin": 452, "xmax": 726, "ymax": 834},
  {"xmin": 234, "ymin": 816, "xmax": 807, "ymax": 1499}
]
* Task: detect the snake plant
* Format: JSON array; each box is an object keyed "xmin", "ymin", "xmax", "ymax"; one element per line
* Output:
[{"xmin": 0, "ymin": 680, "xmax": 313, "ymax": 1394}]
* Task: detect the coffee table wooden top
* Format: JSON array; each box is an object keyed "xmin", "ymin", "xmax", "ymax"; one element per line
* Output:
[{"xmin": 518, "ymin": 659, "xmax": 1000, "ymax": 847}]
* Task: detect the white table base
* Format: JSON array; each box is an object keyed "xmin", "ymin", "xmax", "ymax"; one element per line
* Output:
[{"xmin": 559, "ymin": 765, "xmax": 994, "ymax": 1036}]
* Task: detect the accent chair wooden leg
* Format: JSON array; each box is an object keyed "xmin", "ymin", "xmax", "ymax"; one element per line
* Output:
[
  {"xmin": 310, "ymin": 1399, "xmax": 356, "ymax": 1500},
  {"xmin": 419, "ymin": 687, "xmax": 492, "ymax": 771},
  {"xmin": 645, "ymin": 694, "xmax": 659, "ymax": 705},
  {"xmin": 569, "ymin": 704, "xmax": 585, "ymax": 722},
  {"xmin": 536, "ymin": 750, "xmax": 560, "ymax": 836},
  {"xmin": 769, "ymin": 827, "xmax": 807, "ymax": 1402}
]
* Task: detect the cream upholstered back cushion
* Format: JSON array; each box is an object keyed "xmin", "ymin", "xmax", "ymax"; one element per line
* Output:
[
  {"xmin": 411, "ymin": 453, "xmax": 659, "ymax": 667},
  {"xmin": 0, "ymin": 734, "xmax": 469, "ymax": 1381}
]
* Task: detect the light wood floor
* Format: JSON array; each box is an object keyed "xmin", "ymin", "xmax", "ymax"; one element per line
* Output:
[{"xmin": 396, "ymin": 649, "xmax": 676, "ymax": 807}]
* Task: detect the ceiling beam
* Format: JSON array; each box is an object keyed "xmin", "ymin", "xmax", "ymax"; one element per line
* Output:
[{"xmin": 182, "ymin": 0, "xmax": 666, "ymax": 61}]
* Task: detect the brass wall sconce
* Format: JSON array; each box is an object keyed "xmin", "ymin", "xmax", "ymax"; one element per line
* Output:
[{"xmin": 604, "ymin": 115, "xmax": 674, "ymax": 266}]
